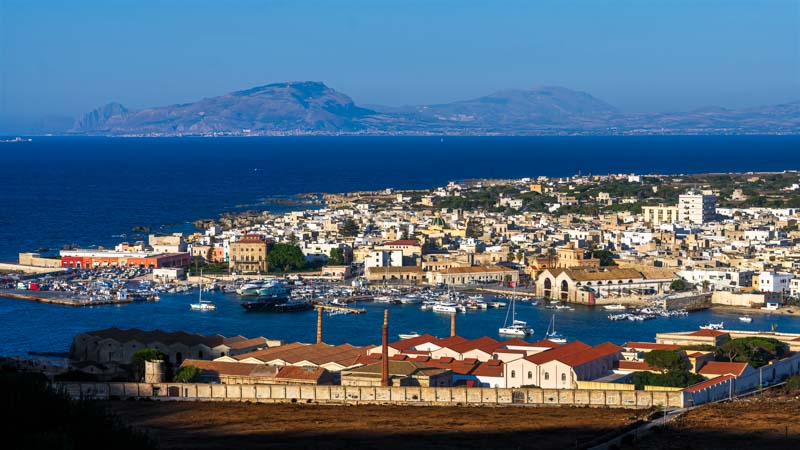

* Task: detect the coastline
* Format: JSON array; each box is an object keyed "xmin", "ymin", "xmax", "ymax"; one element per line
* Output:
[{"xmin": 710, "ymin": 305, "xmax": 800, "ymax": 317}]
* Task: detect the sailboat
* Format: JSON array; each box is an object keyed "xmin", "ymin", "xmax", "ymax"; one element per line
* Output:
[
  {"xmin": 545, "ymin": 314, "xmax": 567, "ymax": 343},
  {"xmin": 190, "ymin": 270, "xmax": 216, "ymax": 311},
  {"xmin": 499, "ymin": 286, "xmax": 533, "ymax": 336}
]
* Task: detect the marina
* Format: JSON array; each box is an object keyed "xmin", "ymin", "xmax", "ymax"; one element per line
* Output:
[{"xmin": 3, "ymin": 283, "xmax": 799, "ymax": 358}]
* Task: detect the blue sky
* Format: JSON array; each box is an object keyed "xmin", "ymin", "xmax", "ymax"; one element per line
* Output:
[{"xmin": 1, "ymin": 0, "xmax": 798, "ymax": 122}]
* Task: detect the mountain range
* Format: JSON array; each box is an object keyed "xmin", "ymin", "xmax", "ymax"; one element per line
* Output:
[{"xmin": 70, "ymin": 81, "xmax": 799, "ymax": 136}]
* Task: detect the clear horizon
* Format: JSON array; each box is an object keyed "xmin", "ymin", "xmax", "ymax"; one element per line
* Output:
[{"xmin": 1, "ymin": 0, "xmax": 799, "ymax": 128}]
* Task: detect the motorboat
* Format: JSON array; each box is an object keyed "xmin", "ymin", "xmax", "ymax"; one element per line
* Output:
[
  {"xmin": 242, "ymin": 297, "xmax": 311, "ymax": 312},
  {"xmin": 397, "ymin": 295, "xmax": 424, "ymax": 304},
  {"xmin": 738, "ymin": 315, "xmax": 753, "ymax": 323},
  {"xmin": 432, "ymin": 302, "xmax": 464, "ymax": 313},
  {"xmin": 603, "ymin": 304, "xmax": 626, "ymax": 311},
  {"xmin": 398, "ymin": 332, "xmax": 421, "ymax": 339},
  {"xmin": 236, "ymin": 283, "xmax": 262, "ymax": 296},
  {"xmin": 699, "ymin": 322, "xmax": 724, "ymax": 330}
]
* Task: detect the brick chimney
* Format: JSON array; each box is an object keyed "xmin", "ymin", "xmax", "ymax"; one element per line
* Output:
[
  {"xmin": 381, "ymin": 309, "xmax": 389, "ymax": 387},
  {"xmin": 450, "ymin": 313, "xmax": 456, "ymax": 337},
  {"xmin": 316, "ymin": 307, "xmax": 323, "ymax": 344}
]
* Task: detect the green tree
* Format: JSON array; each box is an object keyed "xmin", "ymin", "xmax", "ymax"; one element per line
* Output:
[
  {"xmin": 670, "ymin": 279, "xmax": 688, "ymax": 291},
  {"xmin": 328, "ymin": 247, "xmax": 345, "ymax": 265},
  {"xmin": 173, "ymin": 365, "xmax": 201, "ymax": 383},
  {"xmin": 592, "ymin": 250, "xmax": 617, "ymax": 266},
  {"xmin": 268, "ymin": 243, "xmax": 307, "ymax": 272},
  {"xmin": 632, "ymin": 370, "xmax": 706, "ymax": 390},
  {"xmin": 644, "ymin": 350, "xmax": 689, "ymax": 374},
  {"xmin": 131, "ymin": 348, "xmax": 166, "ymax": 381},
  {"xmin": 340, "ymin": 218, "xmax": 360, "ymax": 237},
  {"xmin": 717, "ymin": 337, "xmax": 788, "ymax": 368}
]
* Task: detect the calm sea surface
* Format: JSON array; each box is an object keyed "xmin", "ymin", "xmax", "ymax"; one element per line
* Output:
[{"xmin": 2, "ymin": 135, "xmax": 800, "ymax": 355}]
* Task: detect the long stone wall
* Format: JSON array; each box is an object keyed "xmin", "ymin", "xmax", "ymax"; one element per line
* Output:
[{"xmin": 57, "ymin": 382, "xmax": 685, "ymax": 409}]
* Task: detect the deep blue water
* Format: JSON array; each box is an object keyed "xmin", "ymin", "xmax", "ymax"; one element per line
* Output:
[
  {"xmin": 1, "ymin": 290, "xmax": 798, "ymax": 356},
  {"xmin": 2, "ymin": 135, "xmax": 800, "ymax": 355}
]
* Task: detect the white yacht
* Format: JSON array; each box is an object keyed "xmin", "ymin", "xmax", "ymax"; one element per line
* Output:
[
  {"xmin": 190, "ymin": 272, "xmax": 216, "ymax": 311},
  {"xmin": 545, "ymin": 314, "xmax": 567, "ymax": 343},
  {"xmin": 499, "ymin": 296, "xmax": 533, "ymax": 336},
  {"xmin": 699, "ymin": 322, "xmax": 724, "ymax": 330},
  {"xmin": 236, "ymin": 283, "xmax": 262, "ymax": 296},
  {"xmin": 738, "ymin": 315, "xmax": 753, "ymax": 323}
]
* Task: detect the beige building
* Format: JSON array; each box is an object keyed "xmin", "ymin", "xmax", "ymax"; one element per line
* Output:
[
  {"xmin": 365, "ymin": 266, "xmax": 424, "ymax": 284},
  {"xmin": 71, "ymin": 328, "xmax": 272, "ymax": 365},
  {"xmin": 642, "ymin": 205, "xmax": 679, "ymax": 226},
  {"xmin": 427, "ymin": 266, "xmax": 519, "ymax": 285},
  {"xmin": 535, "ymin": 266, "xmax": 678, "ymax": 304},
  {"xmin": 229, "ymin": 235, "xmax": 268, "ymax": 274},
  {"xmin": 179, "ymin": 359, "xmax": 334, "ymax": 385}
]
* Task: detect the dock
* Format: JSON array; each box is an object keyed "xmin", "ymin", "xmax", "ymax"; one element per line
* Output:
[
  {"xmin": 0, "ymin": 290, "xmax": 133, "ymax": 307},
  {"xmin": 314, "ymin": 304, "xmax": 367, "ymax": 314}
]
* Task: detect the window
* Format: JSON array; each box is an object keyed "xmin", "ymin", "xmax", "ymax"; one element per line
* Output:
[
  {"xmin": 561, "ymin": 373, "xmax": 567, "ymax": 382},
  {"xmin": 527, "ymin": 371, "xmax": 532, "ymax": 380},
  {"xmin": 511, "ymin": 370, "xmax": 516, "ymax": 378},
  {"xmin": 544, "ymin": 372, "xmax": 550, "ymax": 381}
]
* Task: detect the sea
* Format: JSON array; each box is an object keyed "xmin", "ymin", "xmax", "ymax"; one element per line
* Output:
[{"xmin": 2, "ymin": 135, "xmax": 800, "ymax": 356}]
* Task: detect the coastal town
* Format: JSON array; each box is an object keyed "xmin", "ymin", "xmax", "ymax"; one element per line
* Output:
[{"xmin": 3, "ymin": 170, "xmax": 800, "ymax": 447}]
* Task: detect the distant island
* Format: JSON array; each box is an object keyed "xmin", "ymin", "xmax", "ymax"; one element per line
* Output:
[{"xmin": 68, "ymin": 81, "xmax": 799, "ymax": 136}]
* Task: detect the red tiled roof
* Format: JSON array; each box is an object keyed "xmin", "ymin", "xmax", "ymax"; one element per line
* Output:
[
  {"xmin": 434, "ymin": 336, "xmax": 469, "ymax": 347},
  {"xmin": 472, "ymin": 361, "xmax": 504, "ymax": 377},
  {"xmin": 623, "ymin": 342, "xmax": 681, "ymax": 351},
  {"xmin": 526, "ymin": 339, "xmax": 561, "ymax": 349},
  {"xmin": 617, "ymin": 360, "xmax": 655, "ymax": 371},
  {"xmin": 274, "ymin": 365, "xmax": 327, "ymax": 381},
  {"xmin": 689, "ymin": 329, "xmax": 728, "ymax": 337},
  {"xmin": 684, "ymin": 375, "xmax": 735, "ymax": 393},
  {"xmin": 180, "ymin": 359, "xmax": 279, "ymax": 378},
  {"xmin": 447, "ymin": 336, "xmax": 501, "ymax": 354},
  {"xmin": 401, "ymin": 349, "xmax": 431, "ymax": 355},
  {"xmin": 383, "ymin": 240, "xmax": 420, "ymax": 246},
  {"xmin": 389, "ymin": 334, "xmax": 438, "ymax": 350},
  {"xmin": 494, "ymin": 348, "xmax": 528, "ymax": 355},
  {"xmin": 556, "ymin": 342, "xmax": 623, "ymax": 367},
  {"xmin": 698, "ymin": 361, "xmax": 750, "ymax": 377},
  {"xmin": 687, "ymin": 352, "xmax": 706, "ymax": 358},
  {"xmin": 501, "ymin": 338, "xmax": 535, "ymax": 347},
  {"xmin": 525, "ymin": 341, "xmax": 592, "ymax": 365},
  {"xmin": 389, "ymin": 354, "xmax": 409, "ymax": 361}
]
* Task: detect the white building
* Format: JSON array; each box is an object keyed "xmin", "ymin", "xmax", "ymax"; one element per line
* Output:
[
  {"xmin": 758, "ymin": 271, "xmax": 793, "ymax": 294},
  {"xmin": 678, "ymin": 190, "xmax": 716, "ymax": 224},
  {"xmin": 364, "ymin": 250, "xmax": 403, "ymax": 269},
  {"xmin": 677, "ymin": 269, "xmax": 754, "ymax": 291}
]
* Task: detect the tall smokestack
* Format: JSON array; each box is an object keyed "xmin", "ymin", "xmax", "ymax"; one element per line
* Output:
[
  {"xmin": 450, "ymin": 313, "xmax": 456, "ymax": 337},
  {"xmin": 381, "ymin": 309, "xmax": 389, "ymax": 387},
  {"xmin": 316, "ymin": 307, "xmax": 323, "ymax": 344}
]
